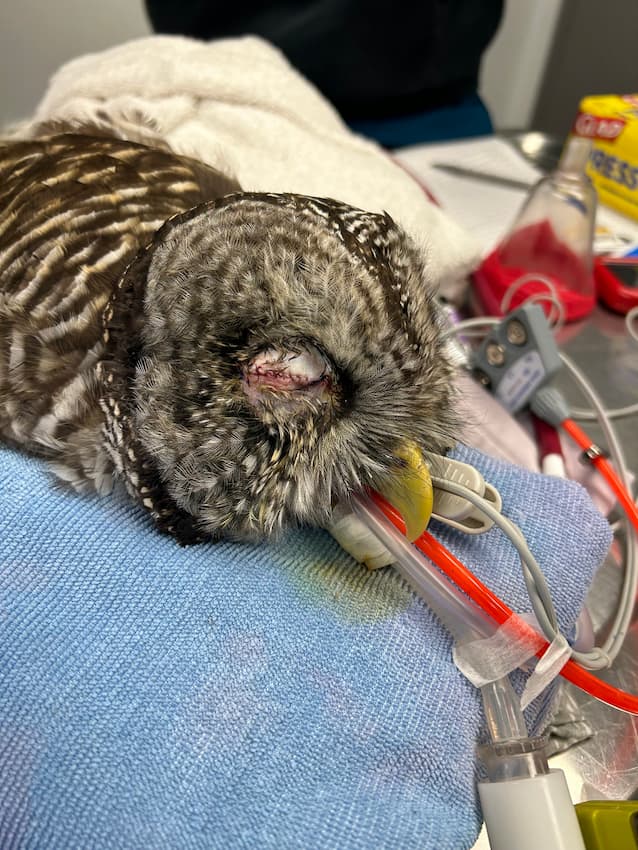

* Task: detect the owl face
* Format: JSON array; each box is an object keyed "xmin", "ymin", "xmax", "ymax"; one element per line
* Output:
[{"xmin": 101, "ymin": 193, "xmax": 457, "ymax": 541}]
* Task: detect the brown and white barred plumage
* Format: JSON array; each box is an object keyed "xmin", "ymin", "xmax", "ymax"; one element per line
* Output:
[
  {"xmin": 0, "ymin": 132, "xmax": 457, "ymax": 543},
  {"xmin": 0, "ymin": 133, "xmax": 238, "ymax": 497}
]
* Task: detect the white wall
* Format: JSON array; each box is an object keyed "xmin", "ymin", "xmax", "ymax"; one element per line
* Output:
[
  {"xmin": 0, "ymin": 0, "xmax": 151, "ymax": 125},
  {"xmin": 480, "ymin": 0, "xmax": 564, "ymax": 130}
]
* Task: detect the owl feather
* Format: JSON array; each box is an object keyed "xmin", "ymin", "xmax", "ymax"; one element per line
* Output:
[{"xmin": 0, "ymin": 132, "xmax": 457, "ymax": 543}]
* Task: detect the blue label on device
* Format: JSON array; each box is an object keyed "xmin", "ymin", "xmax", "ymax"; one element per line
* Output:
[{"xmin": 496, "ymin": 350, "xmax": 545, "ymax": 412}]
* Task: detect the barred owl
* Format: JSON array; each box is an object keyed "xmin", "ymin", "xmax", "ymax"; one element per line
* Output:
[{"xmin": 0, "ymin": 132, "xmax": 456, "ymax": 543}]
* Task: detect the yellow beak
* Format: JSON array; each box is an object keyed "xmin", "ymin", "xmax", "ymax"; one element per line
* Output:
[{"xmin": 378, "ymin": 441, "xmax": 434, "ymax": 542}]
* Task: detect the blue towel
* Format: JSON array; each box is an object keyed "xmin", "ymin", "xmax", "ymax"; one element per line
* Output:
[{"xmin": 0, "ymin": 444, "xmax": 611, "ymax": 849}]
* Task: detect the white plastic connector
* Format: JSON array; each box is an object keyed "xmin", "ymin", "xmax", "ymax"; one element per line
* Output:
[
  {"xmin": 479, "ymin": 770, "xmax": 585, "ymax": 850},
  {"xmin": 478, "ymin": 737, "xmax": 585, "ymax": 850},
  {"xmin": 326, "ymin": 455, "xmax": 503, "ymax": 569},
  {"xmin": 424, "ymin": 451, "xmax": 502, "ymax": 534},
  {"xmin": 326, "ymin": 502, "xmax": 395, "ymax": 569}
]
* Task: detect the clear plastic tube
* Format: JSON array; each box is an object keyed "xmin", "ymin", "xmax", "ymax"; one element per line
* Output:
[
  {"xmin": 351, "ymin": 493, "xmax": 529, "ymax": 741},
  {"xmin": 351, "ymin": 492, "xmax": 494, "ymax": 643},
  {"xmin": 355, "ymin": 490, "xmax": 586, "ymax": 848},
  {"xmin": 365, "ymin": 489, "xmax": 638, "ymax": 715}
]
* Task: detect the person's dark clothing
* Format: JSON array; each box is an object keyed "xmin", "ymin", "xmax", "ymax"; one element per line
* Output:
[{"xmin": 145, "ymin": 0, "xmax": 504, "ymax": 123}]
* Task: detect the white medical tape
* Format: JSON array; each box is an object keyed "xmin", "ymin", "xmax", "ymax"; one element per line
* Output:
[
  {"xmin": 520, "ymin": 633, "xmax": 572, "ymax": 710},
  {"xmin": 452, "ymin": 615, "xmax": 545, "ymax": 688}
]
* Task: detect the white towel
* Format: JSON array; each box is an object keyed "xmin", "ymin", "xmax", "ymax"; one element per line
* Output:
[{"xmin": 17, "ymin": 34, "xmax": 480, "ymax": 299}]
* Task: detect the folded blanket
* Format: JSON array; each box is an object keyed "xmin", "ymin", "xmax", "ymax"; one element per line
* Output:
[
  {"xmin": 0, "ymin": 444, "xmax": 611, "ymax": 849},
  {"xmin": 15, "ymin": 34, "xmax": 480, "ymax": 299}
]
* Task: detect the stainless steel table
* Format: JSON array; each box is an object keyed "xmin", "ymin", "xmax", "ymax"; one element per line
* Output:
[
  {"xmin": 472, "ymin": 305, "xmax": 638, "ymax": 850},
  {"xmin": 551, "ymin": 305, "xmax": 638, "ymax": 803},
  {"xmin": 502, "ymin": 139, "xmax": 638, "ymax": 803},
  {"xmin": 473, "ymin": 130, "xmax": 638, "ymax": 844}
]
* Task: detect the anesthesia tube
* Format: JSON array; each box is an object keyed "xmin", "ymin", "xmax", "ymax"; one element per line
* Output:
[{"xmin": 351, "ymin": 492, "xmax": 527, "ymax": 742}]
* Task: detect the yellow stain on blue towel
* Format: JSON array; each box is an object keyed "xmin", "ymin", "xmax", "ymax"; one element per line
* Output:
[{"xmin": 270, "ymin": 531, "xmax": 412, "ymax": 624}]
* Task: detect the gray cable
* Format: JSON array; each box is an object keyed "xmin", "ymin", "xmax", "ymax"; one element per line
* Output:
[
  {"xmin": 569, "ymin": 401, "xmax": 638, "ymax": 421},
  {"xmin": 559, "ymin": 351, "xmax": 637, "ymax": 664},
  {"xmin": 450, "ymin": 315, "xmax": 636, "ymax": 667},
  {"xmin": 431, "ymin": 475, "xmax": 612, "ymax": 670}
]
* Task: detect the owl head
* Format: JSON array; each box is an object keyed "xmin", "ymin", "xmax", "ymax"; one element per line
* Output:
[{"xmin": 99, "ymin": 193, "xmax": 457, "ymax": 543}]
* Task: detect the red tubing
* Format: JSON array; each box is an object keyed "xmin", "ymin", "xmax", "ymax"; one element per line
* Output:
[
  {"xmin": 562, "ymin": 417, "xmax": 638, "ymax": 535},
  {"xmin": 368, "ymin": 490, "xmax": 638, "ymax": 715}
]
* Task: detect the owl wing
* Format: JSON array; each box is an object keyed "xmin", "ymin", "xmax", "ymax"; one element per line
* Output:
[{"xmin": 0, "ymin": 132, "xmax": 240, "ymax": 492}]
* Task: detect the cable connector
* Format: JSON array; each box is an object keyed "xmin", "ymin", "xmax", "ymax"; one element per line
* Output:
[
  {"xmin": 326, "ymin": 456, "xmax": 503, "ymax": 570},
  {"xmin": 471, "ymin": 304, "xmax": 562, "ymax": 412},
  {"xmin": 425, "ymin": 451, "xmax": 502, "ymax": 534},
  {"xmin": 530, "ymin": 385, "xmax": 571, "ymax": 427}
]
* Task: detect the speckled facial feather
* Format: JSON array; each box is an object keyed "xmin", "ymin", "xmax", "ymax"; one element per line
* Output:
[{"xmin": 0, "ymin": 134, "xmax": 457, "ymax": 543}]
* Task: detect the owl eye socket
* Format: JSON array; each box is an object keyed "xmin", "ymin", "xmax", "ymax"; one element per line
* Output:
[{"xmin": 243, "ymin": 341, "xmax": 333, "ymax": 395}]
